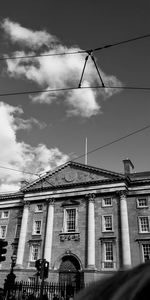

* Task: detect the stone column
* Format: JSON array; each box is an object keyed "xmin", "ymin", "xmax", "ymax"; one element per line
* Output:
[
  {"xmin": 87, "ymin": 194, "xmax": 95, "ymax": 268},
  {"xmin": 120, "ymin": 191, "xmax": 131, "ymax": 268},
  {"xmin": 44, "ymin": 199, "xmax": 54, "ymax": 267},
  {"xmin": 16, "ymin": 201, "xmax": 30, "ymax": 267}
]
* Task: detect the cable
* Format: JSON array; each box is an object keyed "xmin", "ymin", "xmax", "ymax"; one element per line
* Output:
[
  {"xmin": 0, "ymin": 165, "xmax": 38, "ymax": 176},
  {"xmin": 93, "ymin": 33, "xmax": 150, "ymax": 52},
  {"xmin": 71, "ymin": 124, "xmax": 150, "ymax": 162},
  {"xmin": 0, "ymin": 33, "xmax": 149, "ymax": 61},
  {"xmin": 1, "ymin": 85, "xmax": 150, "ymax": 98},
  {"xmin": 0, "ymin": 124, "xmax": 150, "ymax": 180}
]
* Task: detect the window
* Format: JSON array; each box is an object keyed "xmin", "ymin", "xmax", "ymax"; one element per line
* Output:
[
  {"xmin": 102, "ymin": 215, "xmax": 113, "ymax": 231},
  {"xmin": 15, "ymin": 224, "xmax": 21, "ymax": 238},
  {"xmin": 30, "ymin": 244, "xmax": 40, "ymax": 261},
  {"xmin": 64, "ymin": 208, "xmax": 77, "ymax": 233},
  {"xmin": 1, "ymin": 211, "xmax": 9, "ymax": 219},
  {"xmin": 102, "ymin": 241, "xmax": 115, "ymax": 269},
  {"xmin": 33, "ymin": 220, "xmax": 42, "ymax": 235},
  {"xmin": 0, "ymin": 225, "xmax": 7, "ymax": 238},
  {"xmin": 137, "ymin": 197, "xmax": 148, "ymax": 208},
  {"xmin": 102, "ymin": 197, "xmax": 112, "ymax": 207},
  {"xmin": 139, "ymin": 216, "xmax": 150, "ymax": 233},
  {"xmin": 142, "ymin": 244, "xmax": 150, "ymax": 261},
  {"xmin": 35, "ymin": 204, "xmax": 43, "ymax": 212}
]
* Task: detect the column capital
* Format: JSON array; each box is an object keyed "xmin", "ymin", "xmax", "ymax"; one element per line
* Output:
[
  {"xmin": 85, "ymin": 193, "xmax": 95, "ymax": 203},
  {"xmin": 45, "ymin": 198, "xmax": 55, "ymax": 206},
  {"xmin": 24, "ymin": 201, "xmax": 30, "ymax": 208},
  {"xmin": 118, "ymin": 190, "xmax": 128, "ymax": 199}
]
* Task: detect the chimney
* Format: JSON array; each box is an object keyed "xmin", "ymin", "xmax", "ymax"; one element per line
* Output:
[{"xmin": 123, "ymin": 158, "xmax": 134, "ymax": 174}]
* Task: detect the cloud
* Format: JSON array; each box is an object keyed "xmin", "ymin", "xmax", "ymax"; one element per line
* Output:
[
  {"xmin": 1, "ymin": 19, "xmax": 123, "ymax": 117},
  {"xmin": 67, "ymin": 81, "xmax": 100, "ymax": 117},
  {"xmin": 15, "ymin": 117, "xmax": 46, "ymax": 130},
  {"xmin": 1, "ymin": 18, "xmax": 58, "ymax": 49},
  {"xmin": 0, "ymin": 102, "xmax": 69, "ymax": 192}
]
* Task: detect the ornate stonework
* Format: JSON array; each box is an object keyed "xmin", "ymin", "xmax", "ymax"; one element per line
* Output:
[
  {"xmin": 59, "ymin": 232, "xmax": 80, "ymax": 242},
  {"xmin": 64, "ymin": 170, "xmax": 77, "ymax": 182}
]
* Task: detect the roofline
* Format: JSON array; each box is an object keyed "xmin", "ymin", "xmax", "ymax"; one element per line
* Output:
[{"xmin": 21, "ymin": 160, "xmax": 125, "ymax": 191}]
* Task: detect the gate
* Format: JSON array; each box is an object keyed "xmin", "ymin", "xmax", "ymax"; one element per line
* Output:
[{"xmin": 59, "ymin": 255, "xmax": 84, "ymax": 297}]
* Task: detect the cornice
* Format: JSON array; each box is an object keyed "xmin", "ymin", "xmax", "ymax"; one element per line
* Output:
[
  {"xmin": 0, "ymin": 192, "xmax": 23, "ymax": 200},
  {"xmin": 23, "ymin": 177, "xmax": 125, "ymax": 193},
  {"xmin": 21, "ymin": 161, "xmax": 125, "ymax": 192}
]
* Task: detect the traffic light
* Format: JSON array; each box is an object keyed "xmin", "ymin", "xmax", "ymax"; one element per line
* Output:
[
  {"xmin": 44, "ymin": 260, "xmax": 49, "ymax": 279},
  {"xmin": 35, "ymin": 259, "xmax": 42, "ymax": 275},
  {"xmin": 35, "ymin": 259, "xmax": 49, "ymax": 279},
  {"xmin": 0, "ymin": 239, "xmax": 8, "ymax": 262}
]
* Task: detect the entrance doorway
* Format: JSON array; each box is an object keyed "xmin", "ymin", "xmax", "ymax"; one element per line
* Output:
[{"xmin": 59, "ymin": 255, "xmax": 84, "ymax": 296}]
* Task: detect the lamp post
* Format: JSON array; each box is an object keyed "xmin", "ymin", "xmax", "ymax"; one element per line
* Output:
[{"xmin": 4, "ymin": 254, "xmax": 17, "ymax": 296}]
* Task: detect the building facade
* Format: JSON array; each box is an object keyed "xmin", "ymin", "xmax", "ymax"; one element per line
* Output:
[{"xmin": 0, "ymin": 159, "xmax": 150, "ymax": 288}]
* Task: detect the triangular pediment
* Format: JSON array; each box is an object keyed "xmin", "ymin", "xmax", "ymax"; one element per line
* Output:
[{"xmin": 23, "ymin": 161, "xmax": 124, "ymax": 191}]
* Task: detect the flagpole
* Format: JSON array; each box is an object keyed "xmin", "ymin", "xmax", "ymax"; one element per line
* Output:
[{"xmin": 85, "ymin": 137, "xmax": 88, "ymax": 165}]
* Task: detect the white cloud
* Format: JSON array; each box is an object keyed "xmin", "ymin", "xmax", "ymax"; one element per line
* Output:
[
  {"xmin": 1, "ymin": 18, "xmax": 58, "ymax": 49},
  {"xmin": 67, "ymin": 81, "xmax": 100, "ymax": 117},
  {"xmin": 1, "ymin": 19, "xmax": 123, "ymax": 118},
  {"xmin": 0, "ymin": 102, "xmax": 69, "ymax": 192}
]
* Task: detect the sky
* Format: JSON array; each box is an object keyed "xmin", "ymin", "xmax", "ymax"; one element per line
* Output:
[{"xmin": 0, "ymin": 0, "xmax": 150, "ymax": 192}]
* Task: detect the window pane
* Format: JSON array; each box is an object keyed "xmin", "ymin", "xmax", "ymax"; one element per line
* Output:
[
  {"xmin": 37, "ymin": 204, "xmax": 43, "ymax": 211},
  {"xmin": 104, "ymin": 216, "xmax": 112, "ymax": 231},
  {"xmin": 31, "ymin": 245, "xmax": 39, "ymax": 261},
  {"xmin": 139, "ymin": 217, "xmax": 149, "ymax": 232},
  {"xmin": 34, "ymin": 221, "xmax": 41, "ymax": 234},
  {"xmin": 142, "ymin": 244, "xmax": 150, "ymax": 261},
  {"xmin": 1, "ymin": 211, "xmax": 9, "ymax": 218},
  {"xmin": 66, "ymin": 209, "xmax": 76, "ymax": 232},
  {"xmin": 105, "ymin": 242, "xmax": 113, "ymax": 261},
  {"xmin": 15, "ymin": 224, "xmax": 21, "ymax": 238},
  {"xmin": 0, "ymin": 226, "xmax": 6, "ymax": 238},
  {"xmin": 103, "ymin": 198, "xmax": 112, "ymax": 206},
  {"xmin": 102, "ymin": 241, "xmax": 114, "ymax": 269},
  {"xmin": 138, "ymin": 198, "xmax": 147, "ymax": 207}
]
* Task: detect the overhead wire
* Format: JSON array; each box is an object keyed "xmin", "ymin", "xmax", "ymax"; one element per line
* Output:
[
  {"xmin": 0, "ymin": 33, "xmax": 149, "ymax": 61},
  {"xmin": 0, "ymin": 33, "xmax": 150, "ymax": 190},
  {"xmin": 0, "ymin": 85, "xmax": 150, "ymax": 98},
  {"xmin": 0, "ymin": 123, "xmax": 150, "ymax": 182},
  {"xmin": 71, "ymin": 124, "xmax": 150, "ymax": 162},
  {"xmin": 0, "ymin": 33, "xmax": 149, "ymax": 95}
]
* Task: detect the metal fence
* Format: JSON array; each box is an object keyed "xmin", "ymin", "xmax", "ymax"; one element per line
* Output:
[{"xmin": 6, "ymin": 281, "xmax": 84, "ymax": 300}]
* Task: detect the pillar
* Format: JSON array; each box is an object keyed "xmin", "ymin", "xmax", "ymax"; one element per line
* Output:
[
  {"xmin": 87, "ymin": 194, "xmax": 95, "ymax": 268},
  {"xmin": 44, "ymin": 199, "xmax": 54, "ymax": 267},
  {"xmin": 120, "ymin": 191, "xmax": 131, "ymax": 268},
  {"xmin": 16, "ymin": 201, "xmax": 30, "ymax": 267}
]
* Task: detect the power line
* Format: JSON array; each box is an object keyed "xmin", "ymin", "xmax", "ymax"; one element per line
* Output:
[
  {"xmin": 93, "ymin": 33, "xmax": 150, "ymax": 52},
  {"xmin": 0, "ymin": 33, "xmax": 150, "ymax": 61},
  {"xmin": 0, "ymin": 165, "xmax": 55, "ymax": 188},
  {"xmin": 0, "ymin": 124, "xmax": 150, "ymax": 180},
  {"xmin": 71, "ymin": 124, "xmax": 150, "ymax": 162},
  {"xmin": 0, "ymin": 165, "xmax": 38, "ymax": 176},
  {"xmin": 1, "ymin": 85, "xmax": 150, "ymax": 98}
]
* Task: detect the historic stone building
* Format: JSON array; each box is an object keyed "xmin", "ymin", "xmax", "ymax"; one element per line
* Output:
[{"xmin": 0, "ymin": 158, "xmax": 150, "ymax": 288}]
